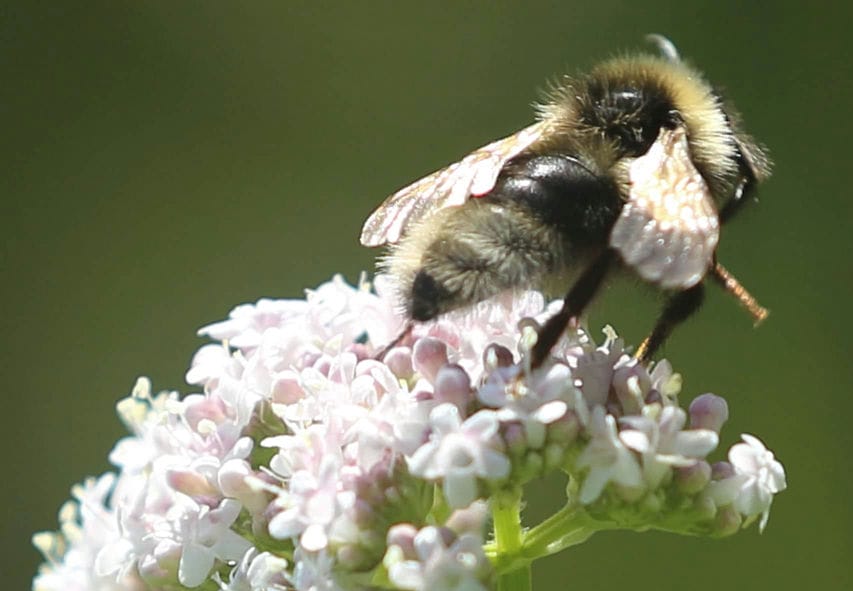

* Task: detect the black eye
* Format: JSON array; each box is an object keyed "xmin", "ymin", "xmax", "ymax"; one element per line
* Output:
[
  {"xmin": 583, "ymin": 84, "xmax": 677, "ymax": 157},
  {"xmin": 611, "ymin": 89, "xmax": 643, "ymax": 109}
]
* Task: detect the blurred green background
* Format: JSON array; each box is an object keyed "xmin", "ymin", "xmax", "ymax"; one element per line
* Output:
[{"xmin": 4, "ymin": 2, "xmax": 851, "ymax": 590}]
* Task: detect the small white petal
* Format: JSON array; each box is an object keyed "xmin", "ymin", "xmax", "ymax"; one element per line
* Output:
[
  {"xmin": 621, "ymin": 429, "xmax": 651, "ymax": 453},
  {"xmin": 179, "ymin": 543, "xmax": 215, "ymax": 588},
  {"xmin": 580, "ymin": 468, "xmax": 610, "ymax": 504},
  {"xmin": 672, "ymin": 430, "xmax": 718, "ymax": 457},
  {"xmin": 445, "ymin": 470, "xmax": 478, "ymax": 508},
  {"xmin": 431, "ymin": 403, "xmax": 463, "ymax": 433},
  {"xmin": 463, "ymin": 410, "xmax": 500, "ymax": 439},
  {"xmin": 301, "ymin": 524, "xmax": 329, "ymax": 552},
  {"xmin": 408, "ymin": 441, "xmax": 440, "ymax": 478},
  {"xmin": 532, "ymin": 400, "xmax": 567, "ymax": 424},
  {"xmin": 268, "ymin": 508, "xmax": 305, "ymax": 539}
]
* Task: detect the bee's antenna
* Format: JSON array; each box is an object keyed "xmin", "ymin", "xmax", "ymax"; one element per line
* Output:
[{"xmin": 645, "ymin": 34, "xmax": 681, "ymax": 62}]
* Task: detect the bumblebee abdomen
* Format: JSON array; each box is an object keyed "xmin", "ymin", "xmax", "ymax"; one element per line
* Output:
[
  {"xmin": 391, "ymin": 154, "xmax": 622, "ymax": 321},
  {"xmin": 404, "ymin": 199, "xmax": 564, "ymax": 320}
]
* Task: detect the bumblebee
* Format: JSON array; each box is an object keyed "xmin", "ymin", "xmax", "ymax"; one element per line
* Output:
[{"xmin": 361, "ymin": 37, "xmax": 770, "ymax": 367}]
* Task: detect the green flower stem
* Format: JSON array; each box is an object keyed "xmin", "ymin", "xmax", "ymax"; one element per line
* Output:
[
  {"xmin": 521, "ymin": 503, "xmax": 612, "ymax": 560},
  {"xmin": 498, "ymin": 564, "xmax": 532, "ymax": 591},
  {"xmin": 487, "ymin": 501, "xmax": 615, "ymax": 576},
  {"xmin": 491, "ymin": 489, "xmax": 531, "ymax": 591}
]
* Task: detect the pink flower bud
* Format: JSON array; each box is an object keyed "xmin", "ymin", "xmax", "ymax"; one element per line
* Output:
[
  {"xmin": 714, "ymin": 505, "xmax": 743, "ymax": 536},
  {"xmin": 183, "ymin": 394, "xmax": 228, "ymax": 430},
  {"xmin": 446, "ymin": 502, "xmax": 488, "ymax": 536},
  {"xmin": 270, "ymin": 372, "xmax": 304, "ymax": 404},
  {"xmin": 384, "ymin": 346, "xmax": 414, "ymax": 380},
  {"xmin": 166, "ymin": 469, "xmax": 217, "ymax": 499},
  {"xmin": 711, "ymin": 461, "xmax": 736, "ymax": 480},
  {"xmin": 689, "ymin": 394, "xmax": 729, "ymax": 433},
  {"xmin": 387, "ymin": 523, "xmax": 418, "ymax": 559},
  {"xmin": 675, "ymin": 460, "xmax": 712, "ymax": 494},
  {"xmin": 412, "ymin": 337, "xmax": 449, "ymax": 383},
  {"xmin": 434, "ymin": 364, "xmax": 473, "ymax": 412},
  {"xmin": 346, "ymin": 342, "xmax": 372, "ymax": 361},
  {"xmin": 502, "ymin": 421, "xmax": 527, "ymax": 457}
]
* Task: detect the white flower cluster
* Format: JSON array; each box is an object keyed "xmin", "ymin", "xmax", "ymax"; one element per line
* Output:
[{"xmin": 32, "ymin": 275, "xmax": 786, "ymax": 591}]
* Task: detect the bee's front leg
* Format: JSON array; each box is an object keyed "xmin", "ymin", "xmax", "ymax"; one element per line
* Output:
[
  {"xmin": 531, "ymin": 249, "xmax": 615, "ymax": 369},
  {"xmin": 635, "ymin": 283, "xmax": 705, "ymax": 362},
  {"xmin": 375, "ymin": 321, "xmax": 414, "ymax": 362}
]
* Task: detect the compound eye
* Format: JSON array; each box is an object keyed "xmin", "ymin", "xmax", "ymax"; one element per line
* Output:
[
  {"xmin": 611, "ymin": 89, "xmax": 643, "ymax": 106},
  {"xmin": 583, "ymin": 82, "xmax": 678, "ymax": 157},
  {"xmin": 618, "ymin": 92, "xmax": 678, "ymax": 157}
]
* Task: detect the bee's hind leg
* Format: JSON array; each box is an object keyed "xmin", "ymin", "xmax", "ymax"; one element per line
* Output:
[
  {"xmin": 635, "ymin": 283, "xmax": 705, "ymax": 363},
  {"xmin": 375, "ymin": 321, "xmax": 414, "ymax": 361},
  {"xmin": 531, "ymin": 249, "xmax": 615, "ymax": 369}
]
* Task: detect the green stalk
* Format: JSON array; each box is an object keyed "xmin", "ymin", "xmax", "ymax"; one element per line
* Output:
[
  {"xmin": 491, "ymin": 489, "xmax": 531, "ymax": 591},
  {"xmin": 487, "ymin": 501, "xmax": 613, "ymax": 576},
  {"xmin": 520, "ymin": 503, "xmax": 608, "ymax": 559}
]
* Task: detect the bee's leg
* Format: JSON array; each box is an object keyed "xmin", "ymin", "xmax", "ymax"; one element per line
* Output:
[
  {"xmin": 710, "ymin": 262, "xmax": 768, "ymax": 324},
  {"xmin": 635, "ymin": 283, "xmax": 705, "ymax": 362},
  {"xmin": 531, "ymin": 249, "xmax": 614, "ymax": 368},
  {"xmin": 375, "ymin": 321, "xmax": 414, "ymax": 361}
]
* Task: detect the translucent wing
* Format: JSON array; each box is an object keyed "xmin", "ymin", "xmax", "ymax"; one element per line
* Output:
[
  {"xmin": 360, "ymin": 122, "xmax": 546, "ymax": 246},
  {"xmin": 609, "ymin": 126, "xmax": 720, "ymax": 289}
]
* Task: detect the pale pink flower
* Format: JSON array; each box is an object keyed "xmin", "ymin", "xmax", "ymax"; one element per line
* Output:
[
  {"xmin": 708, "ymin": 434, "xmax": 787, "ymax": 531},
  {"xmin": 408, "ymin": 404, "xmax": 510, "ymax": 508},
  {"xmin": 575, "ymin": 406, "xmax": 643, "ymax": 503},
  {"xmin": 620, "ymin": 406, "xmax": 718, "ymax": 488}
]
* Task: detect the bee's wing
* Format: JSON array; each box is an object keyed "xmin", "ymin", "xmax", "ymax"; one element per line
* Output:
[
  {"xmin": 360, "ymin": 122, "xmax": 546, "ymax": 246},
  {"xmin": 609, "ymin": 126, "xmax": 720, "ymax": 289}
]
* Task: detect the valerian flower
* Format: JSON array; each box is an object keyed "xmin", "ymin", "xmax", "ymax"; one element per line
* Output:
[
  {"xmin": 407, "ymin": 404, "xmax": 511, "ymax": 509},
  {"xmin": 706, "ymin": 434, "xmax": 787, "ymax": 531},
  {"xmin": 33, "ymin": 275, "xmax": 786, "ymax": 591}
]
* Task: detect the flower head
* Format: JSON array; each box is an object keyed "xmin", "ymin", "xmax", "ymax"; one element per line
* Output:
[{"xmin": 33, "ymin": 275, "xmax": 787, "ymax": 590}]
